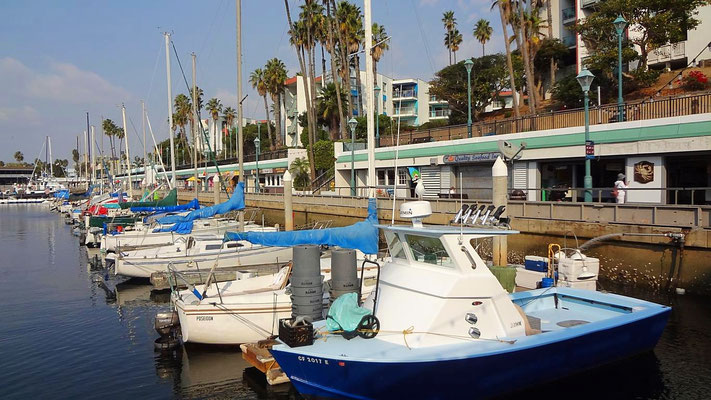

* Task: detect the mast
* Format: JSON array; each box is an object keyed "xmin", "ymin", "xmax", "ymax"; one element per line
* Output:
[
  {"xmin": 142, "ymin": 100, "xmax": 148, "ymax": 188},
  {"xmin": 48, "ymin": 136, "xmax": 54, "ymax": 179},
  {"xmin": 364, "ymin": 0, "xmax": 375, "ymax": 197},
  {"xmin": 91, "ymin": 125, "xmax": 96, "ymax": 185},
  {"xmin": 236, "ymin": 0, "xmax": 245, "ymax": 231},
  {"xmin": 165, "ymin": 32, "xmax": 177, "ymax": 185},
  {"xmin": 121, "ymin": 104, "xmax": 134, "ymax": 199},
  {"xmin": 83, "ymin": 131, "xmax": 88, "ymax": 189},
  {"xmin": 192, "ymin": 53, "xmax": 199, "ymax": 199},
  {"xmin": 86, "ymin": 112, "xmax": 91, "ymax": 185}
]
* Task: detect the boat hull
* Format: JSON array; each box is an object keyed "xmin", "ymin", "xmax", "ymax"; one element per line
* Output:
[{"xmin": 271, "ymin": 298, "xmax": 670, "ymax": 400}]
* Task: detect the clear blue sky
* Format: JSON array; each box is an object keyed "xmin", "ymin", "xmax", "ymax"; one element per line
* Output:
[{"xmin": 0, "ymin": 0, "xmax": 503, "ymax": 163}]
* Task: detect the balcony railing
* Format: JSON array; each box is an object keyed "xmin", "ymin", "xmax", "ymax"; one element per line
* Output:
[
  {"xmin": 378, "ymin": 91, "xmax": 711, "ymax": 147},
  {"xmin": 581, "ymin": 0, "xmax": 599, "ymax": 8},
  {"xmin": 430, "ymin": 109, "xmax": 450, "ymax": 117},
  {"xmin": 393, "ymin": 89, "xmax": 416, "ymax": 98},
  {"xmin": 649, "ymin": 42, "xmax": 686, "ymax": 64},
  {"xmin": 394, "ymin": 107, "xmax": 417, "ymax": 116}
]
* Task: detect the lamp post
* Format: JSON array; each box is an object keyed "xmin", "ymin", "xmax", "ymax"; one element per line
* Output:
[
  {"xmin": 577, "ymin": 68, "xmax": 595, "ymax": 202},
  {"xmin": 348, "ymin": 117, "xmax": 358, "ymax": 196},
  {"xmin": 374, "ymin": 85, "xmax": 381, "ymax": 147},
  {"xmin": 254, "ymin": 126, "xmax": 261, "ymax": 193},
  {"xmin": 464, "ymin": 59, "xmax": 474, "ymax": 138},
  {"xmin": 613, "ymin": 15, "xmax": 627, "ymax": 123}
]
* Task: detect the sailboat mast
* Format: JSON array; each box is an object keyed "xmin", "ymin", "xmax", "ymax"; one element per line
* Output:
[
  {"xmin": 48, "ymin": 136, "xmax": 54, "ymax": 178},
  {"xmin": 236, "ymin": 0, "xmax": 245, "ymax": 231},
  {"xmin": 364, "ymin": 0, "xmax": 375, "ymax": 197},
  {"xmin": 121, "ymin": 104, "xmax": 133, "ymax": 199},
  {"xmin": 165, "ymin": 32, "xmax": 177, "ymax": 185},
  {"xmin": 91, "ymin": 125, "xmax": 96, "ymax": 185},
  {"xmin": 86, "ymin": 112, "xmax": 91, "ymax": 185},
  {"xmin": 142, "ymin": 100, "xmax": 148, "ymax": 188},
  {"xmin": 192, "ymin": 53, "xmax": 199, "ymax": 199}
]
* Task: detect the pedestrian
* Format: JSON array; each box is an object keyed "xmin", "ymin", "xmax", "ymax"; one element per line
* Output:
[
  {"xmin": 449, "ymin": 186, "xmax": 456, "ymax": 196},
  {"xmin": 613, "ymin": 173, "xmax": 627, "ymax": 204}
]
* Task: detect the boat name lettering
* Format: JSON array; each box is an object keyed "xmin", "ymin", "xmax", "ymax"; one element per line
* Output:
[
  {"xmin": 511, "ymin": 321, "xmax": 522, "ymax": 328},
  {"xmin": 196, "ymin": 316, "xmax": 213, "ymax": 321},
  {"xmin": 297, "ymin": 356, "xmax": 328, "ymax": 365}
]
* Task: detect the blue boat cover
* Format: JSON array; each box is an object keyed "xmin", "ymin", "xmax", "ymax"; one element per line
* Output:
[
  {"xmin": 54, "ymin": 189, "xmax": 70, "ymax": 199},
  {"xmin": 131, "ymin": 198, "xmax": 200, "ymax": 213},
  {"xmin": 223, "ymin": 198, "xmax": 378, "ymax": 254},
  {"xmin": 153, "ymin": 183, "xmax": 245, "ymax": 233}
]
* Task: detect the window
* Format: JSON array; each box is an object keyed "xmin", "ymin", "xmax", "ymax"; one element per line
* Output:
[
  {"xmin": 385, "ymin": 231, "xmax": 407, "ymax": 260},
  {"xmin": 387, "ymin": 169, "xmax": 395, "ymax": 186},
  {"xmin": 398, "ymin": 168, "xmax": 408, "ymax": 185},
  {"xmin": 205, "ymin": 244, "xmax": 222, "ymax": 251},
  {"xmin": 405, "ymin": 235, "xmax": 454, "ymax": 268},
  {"xmin": 377, "ymin": 170, "xmax": 386, "ymax": 185}
]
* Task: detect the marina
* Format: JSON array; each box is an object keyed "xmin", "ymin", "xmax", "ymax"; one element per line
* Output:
[{"xmin": 3, "ymin": 0, "xmax": 711, "ymax": 398}]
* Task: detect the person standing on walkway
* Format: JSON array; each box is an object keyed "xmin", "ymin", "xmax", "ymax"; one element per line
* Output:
[{"xmin": 614, "ymin": 173, "xmax": 628, "ymax": 204}]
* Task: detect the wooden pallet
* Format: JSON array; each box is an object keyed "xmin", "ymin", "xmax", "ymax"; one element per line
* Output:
[{"xmin": 240, "ymin": 339, "xmax": 290, "ymax": 386}]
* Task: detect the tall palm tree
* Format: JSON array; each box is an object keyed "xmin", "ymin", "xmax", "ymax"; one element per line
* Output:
[
  {"xmin": 318, "ymin": 82, "xmax": 348, "ymax": 139},
  {"xmin": 223, "ymin": 107, "xmax": 236, "ymax": 158},
  {"xmin": 516, "ymin": 0, "xmax": 537, "ymax": 111},
  {"xmin": 474, "ymin": 19, "xmax": 493, "ymax": 56},
  {"xmin": 13, "ymin": 151, "xmax": 23, "ymax": 163},
  {"xmin": 336, "ymin": 1, "xmax": 363, "ymax": 117},
  {"xmin": 324, "ymin": 0, "xmax": 347, "ymax": 140},
  {"xmin": 265, "ymin": 58, "xmax": 287, "ymax": 149},
  {"xmin": 442, "ymin": 11, "xmax": 456, "ymax": 65},
  {"xmin": 492, "ymin": 0, "xmax": 520, "ymax": 118},
  {"xmin": 173, "ymin": 93, "xmax": 192, "ymax": 164},
  {"xmin": 450, "ymin": 29, "xmax": 463, "ymax": 63},
  {"xmin": 205, "ymin": 98, "xmax": 222, "ymax": 159},
  {"xmin": 289, "ymin": 157, "xmax": 311, "ymax": 190},
  {"xmin": 371, "ymin": 22, "xmax": 389, "ymax": 88},
  {"xmin": 249, "ymin": 68, "xmax": 275, "ymax": 151}
]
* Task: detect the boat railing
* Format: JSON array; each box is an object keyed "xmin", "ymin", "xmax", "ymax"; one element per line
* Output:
[{"xmin": 167, "ymin": 262, "xmax": 224, "ymax": 304}]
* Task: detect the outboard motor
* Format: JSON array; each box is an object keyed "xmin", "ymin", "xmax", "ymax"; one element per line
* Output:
[
  {"xmin": 480, "ymin": 205, "xmax": 495, "ymax": 224},
  {"xmin": 451, "ymin": 204, "xmax": 469, "ymax": 224},
  {"xmin": 461, "ymin": 204, "xmax": 476, "ymax": 224}
]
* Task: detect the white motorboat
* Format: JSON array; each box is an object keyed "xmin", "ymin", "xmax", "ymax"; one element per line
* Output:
[{"xmin": 112, "ymin": 232, "xmax": 291, "ymax": 278}]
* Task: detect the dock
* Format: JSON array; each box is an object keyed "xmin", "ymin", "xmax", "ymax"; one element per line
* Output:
[{"xmin": 240, "ymin": 340, "xmax": 289, "ymax": 386}]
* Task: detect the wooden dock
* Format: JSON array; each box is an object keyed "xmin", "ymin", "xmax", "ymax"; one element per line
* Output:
[{"xmin": 240, "ymin": 339, "xmax": 289, "ymax": 386}]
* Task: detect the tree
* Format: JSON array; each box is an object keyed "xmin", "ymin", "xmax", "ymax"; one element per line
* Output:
[
  {"xmin": 72, "ymin": 149, "xmax": 80, "ymax": 170},
  {"xmin": 336, "ymin": 1, "xmax": 364, "ymax": 116},
  {"xmin": 318, "ymin": 82, "xmax": 348, "ymax": 140},
  {"xmin": 576, "ymin": 0, "xmax": 707, "ymax": 71},
  {"xmin": 265, "ymin": 58, "xmax": 288, "ymax": 149},
  {"xmin": 205, "ymin": 98, "xmax": 222, "ymax": 158},
  {"xmin": 14, "ymin": 151, "xmax": 23, "ymax": 163},
  {"xmin": 533, "ymin": 39, "xmax": 569, "ymax": 104},
  {"xmin": 249, "ymin": 68, "xmax": 275, "ymax": 151},
  {"xmin": 493, "ymin": 0, "xmax": 521, "ymax": 117},
  {"xmin": 324, "ymin": 0, "xmax": 347, "ymax": 140},
  {"xmin": 442, "ymin": 11, "xmax": 456, "ymax": 66},
  {"xmin": 474, "ymin": 19, "xmax": 493, "ymax": 57},
  {"xmin": 173, "ymin": 93, "xmax": 192, "ymax": 163},
  {"xmin": 551, "ymin": 73, "xmax": 584, "ymax": 109},
  {"xmin": 371, "ymin": 22, "xmax": 389, "ymax": 91},
  {"xmin": 223, "ymin": 106, "xmax": 236, "ymax": 158},
  {"xmin": 311, "ymin": 139, "xmax": 335, "ymax": 172},
  {"xmin": 429, "ymin": 55, "xmax": 512, "ymax": 124},
  {"xmin": 289, "ymin": 157, "xmax": 311, "ymax": 190}
]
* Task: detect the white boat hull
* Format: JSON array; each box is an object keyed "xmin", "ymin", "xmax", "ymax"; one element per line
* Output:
[{"xmin": 102, "ymin": 220, "xmax": 243, "ymax": 251}]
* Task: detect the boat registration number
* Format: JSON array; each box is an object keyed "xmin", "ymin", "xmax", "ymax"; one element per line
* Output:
[
  {"xmin": 297, "ymin": 356, "xmax": 329, "ymax": 365},
  {"xmin": 196, "ymin": 316, "xmax": 213, "ymax": 321}
]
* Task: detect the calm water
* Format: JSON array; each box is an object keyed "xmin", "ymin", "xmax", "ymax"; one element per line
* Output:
[{"xmin": 0, "ymin": 206, "xmax": 709, "ymax": 400}]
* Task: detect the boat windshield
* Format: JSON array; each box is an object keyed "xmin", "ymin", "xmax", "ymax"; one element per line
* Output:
[
  {"xmin": 405, "ymin": 234, "xmax": 455, "ymax": 268},
  {"xmin": 385, "ymin": 231, "xmax": 408, "ymax": 260}
]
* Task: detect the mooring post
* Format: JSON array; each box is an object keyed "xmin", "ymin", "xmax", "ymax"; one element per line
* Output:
[
  {"xmin": 492, "ymin": 156, "xmax": 508, "ymax": 266},
  {"xmin": 213, "ymin": 174, "xmax": 220, "ymax": 205},
  {"xmin": 284, "ymin": 170, "xmax": 294, "ymax": 231}
]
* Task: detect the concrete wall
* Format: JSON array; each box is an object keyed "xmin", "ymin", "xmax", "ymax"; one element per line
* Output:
[{"xmin": 625, "ymin": 155, "xmax": 664, "ymax": 203}]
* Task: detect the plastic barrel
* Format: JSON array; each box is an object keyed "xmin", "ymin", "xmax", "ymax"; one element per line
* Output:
[
  {"xmin": 292, "ymin": 245, "xmax": 321, "ymax": 277},
  {"xmin": 331, "ymin": 249, "xmax": 357, "ymax": 282}
]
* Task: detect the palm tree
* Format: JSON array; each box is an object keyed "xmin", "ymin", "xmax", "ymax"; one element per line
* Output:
[
  {"xmin": 336, "ymin": 1, "xmax": 363, "ymax": 117},
  {"xmin": 474, "ymin": 19, "xmax": 493, "ymax": 56},
  {"xmin": 249, "ymin": 68, "xmax": 275, "ymax": 151},
  {"xmin": 265, "ymin": 58, "xmax": 287, "ymax": 149},
  {"xmin": 13, "ymin": 151, "xmax": 23, "ymax": 163},
  {"xmin": 318, "ymin": 82, "xmax": 348, "ymax": 139},
  {"xmin": 205, "ymin": 98, "xmax": 222, "ymax": 159},
  {"xmin": 442, "ymin": 11, "xmax": 456, "ymax": 65},
  {"xmin": 324, "ymin": 0, "xmax": 347, "ymax": 140},
  {"xmin": 450, "ymin": 29, "xmax": 463, "ymax": 63},
  {"xmin": 492, "ymin": 0, "xmax": 520, "ymax": 118},
  {"xmin": 173, "ymin": 93, "xmax": 192, "ymax": 164},
  {"xmin": 516, "ymin": 0, "xmax": 538, "ymax": 111},
  {"xmin": 223, "ymin": 107, "xmax": 236, "ymax": 158},
  {"xmin": 371, "ymin": 23, "xmax": 389, "ymax": 88},
  {"xmin": 289, "ymin": 157, "xmax": 311, "ymax": 191}
]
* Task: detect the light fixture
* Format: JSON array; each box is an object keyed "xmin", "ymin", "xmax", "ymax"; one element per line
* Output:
[
  {"xmin": 464, "ymin": 58, "xmax": 473, "ymax": 73},
  {"xmin": 613, "ymin": 15, "xmax": 627, "ymax": 36},
  {"xmin": 348, "ymin": 117, "xmax": 358, "ymax": 133},
  {"xmin": 576, "ymin": 68, "xmax": 595, "ymax": 93}
]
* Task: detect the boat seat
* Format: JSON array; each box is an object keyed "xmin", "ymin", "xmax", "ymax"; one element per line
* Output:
[{"xmin": 513, "ymin": 304, "xmax": 541, "ymax": 335}]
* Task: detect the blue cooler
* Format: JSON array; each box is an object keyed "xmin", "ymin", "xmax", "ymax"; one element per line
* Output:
[{"xmin": 524, "ymin": 256, "xmax": 548, "ymax": 272}]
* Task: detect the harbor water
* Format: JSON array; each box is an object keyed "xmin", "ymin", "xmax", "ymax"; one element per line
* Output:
[{"xmin": 1, "ymin": 205, "xmax": 710, "ymax": 399}]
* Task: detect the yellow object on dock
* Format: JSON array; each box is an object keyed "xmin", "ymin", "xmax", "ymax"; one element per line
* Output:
[{"xmin": 240, "ymin": 340, "xmax": 290, "ymax": 386}]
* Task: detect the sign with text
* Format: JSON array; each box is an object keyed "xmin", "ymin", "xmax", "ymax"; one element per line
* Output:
[
  {"xmin": 585, "ymin": 140, "xmax": 595, "ymax": 160},
  {"xmin": 443, "ymin": 152, "xmax": 500, "ymax": 164}
]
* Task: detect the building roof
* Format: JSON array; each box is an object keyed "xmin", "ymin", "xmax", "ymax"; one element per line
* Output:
[{"xmin": 285, "ymin": 75, "xmax": 323, "ymax": 86}]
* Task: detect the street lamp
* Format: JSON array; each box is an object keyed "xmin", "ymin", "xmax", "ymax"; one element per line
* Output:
[
  {"xmin": 577, "ymin": 68, "xmax": 595, "ymax": 203},
  {"xmin": 374, "ymin": 85, "xmax": 381, "ymax": 148},
  {"xmin": 254, "ymin": 126, "xmax": 261, "ymax": 193},
  {"xmin": 464, "ymin": 59, "xmax": 474, "ymax": 138},
  {"xmin": 613, "ymin": 15, "xmax": 627, "ymax": 122},
  {"xmin": 348, "ymin": 117, "xmax": 358, "ymax": 196}
]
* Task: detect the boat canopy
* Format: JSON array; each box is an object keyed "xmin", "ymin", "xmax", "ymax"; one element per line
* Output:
[
  {"xmin": 223, "ymin": 198, "xmax": 379, "ymax": 254},
  {"xmin": 119, "ymin": 188, "xmax": 177, "ymax": 209},
  {"xmin": 153, "ymin": 182, "xmax": 244, "ymax": 234},
  {"xmin": 131, "ymin": 198, "xmax": 200, "ymax": 213}
]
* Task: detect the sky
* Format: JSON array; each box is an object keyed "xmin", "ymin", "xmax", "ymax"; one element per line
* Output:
[{"xmin": 0, "ymin": 0, "xmax": 506, "ymax": 163}]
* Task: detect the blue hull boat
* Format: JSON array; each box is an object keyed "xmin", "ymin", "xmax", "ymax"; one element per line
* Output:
[{"xmin": 271, "ymin": 288, "xmax": 670, "ymax": 399}]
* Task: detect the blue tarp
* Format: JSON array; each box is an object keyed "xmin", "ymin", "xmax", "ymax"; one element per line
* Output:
[
  {"xmin": 152, "ymin": 183, "xmax": 245, "ymax": 234},
  {"xmin": 131, "ymin": 198, "xmax": 200, "ymax": 213},
  {"xmin": 54, "ymin": 189, "xmax": 70, "ymax": 199},
  {"xmin": 223, "ymin": 198, "xmax": 379, "ymax": 254}
]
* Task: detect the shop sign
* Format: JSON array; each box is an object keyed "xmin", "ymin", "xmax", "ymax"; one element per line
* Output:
[
  {"xmin": 585, "ymin": 140, "xmax": 595, "ymax": 160},
  {"xmin": 260, "ymin": 168, "xmax": 274, "ymax": 174},
  {"xmin": 274, "ymin": 168, "xmax": 286, "ymax": 173},
  {"xmin": 442, "ymin": 152, "xmax": 499, "ymax": 164}
]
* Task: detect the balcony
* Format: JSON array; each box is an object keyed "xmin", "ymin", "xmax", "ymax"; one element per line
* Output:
[
  {"xmin": 562, "ymin": 7, "xmax": 575, "ymax": 24},
  {"xmin": 429, "ymin": 109, "xmax": 450, "ymax": 118},
  {"xmin": 393, "ymin": 89, "xmax": 416, "ymax": 99},
  {"xmin": 393, "ymin": 107, "xmax": 417, "ymax": 117},
  {"xmin": 581, "ymin": 0, "xmax": 599, "ymax": 8},
  {"xmin": 648, "ymin": 42, "xmax": 686, "ymax": 65}
]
